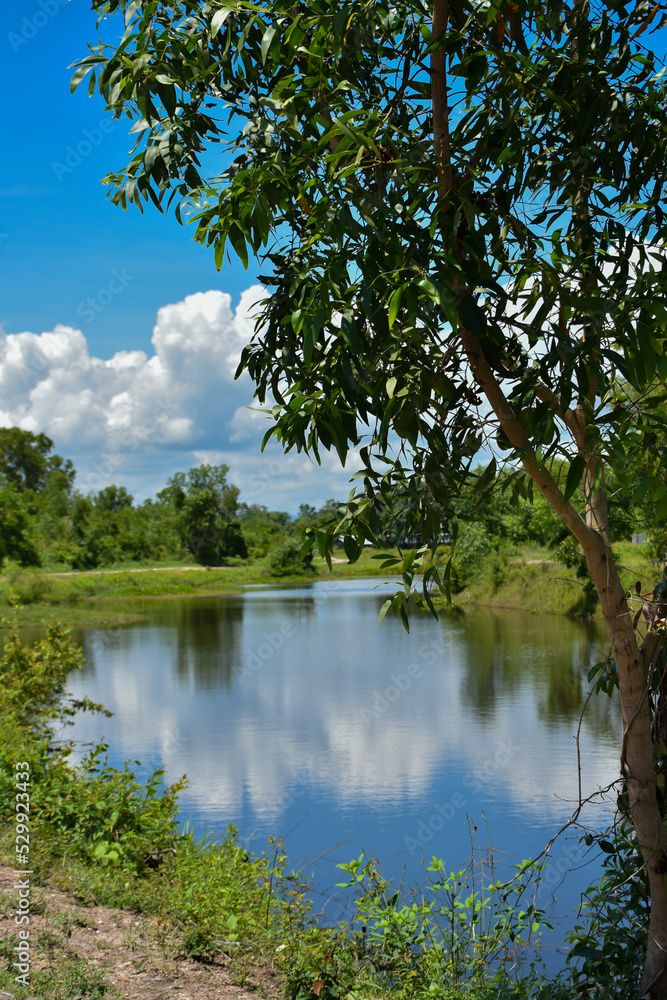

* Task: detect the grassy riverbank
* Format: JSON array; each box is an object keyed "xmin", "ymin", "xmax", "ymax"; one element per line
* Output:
[
  {"xmin": 0, "ymin": 542, "xmax": 660, "ymax": 628},
  {"xmin": 454, "ymin": 541, "xmax": 661, "ymax": 618},
  {"xmin": 0, "ymin": 550, "xmax": 391, "ymax": 627}
]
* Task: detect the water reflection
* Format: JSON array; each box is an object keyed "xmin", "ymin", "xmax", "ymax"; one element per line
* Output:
[
  {"xmin": 64, "ymin": 584, "xmax": 620, "ymax": 835},
  {"xmin": 457, "ymin": 610, "xmax": 616, "ymax": 737},
  {"xmin": 60, "ymin": 580, "xmax": 626, "ymax": 965}
]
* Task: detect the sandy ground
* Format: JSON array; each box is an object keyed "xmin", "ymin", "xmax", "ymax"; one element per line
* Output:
[{"xmin": 0, "ymin": 865, "xmax": 282, "ymax": 1000}]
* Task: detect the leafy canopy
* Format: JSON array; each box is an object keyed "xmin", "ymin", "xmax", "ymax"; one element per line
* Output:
[{"xmin": 75, "ymin": 0, "xmax": 667, "ymax": 607}]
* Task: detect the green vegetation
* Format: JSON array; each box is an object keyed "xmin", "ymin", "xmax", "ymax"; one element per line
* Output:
[
  {"xmin": 0, "ymin": 436, "xmax": 661, "ymax": 627},
  {"xmin": 76, "ymin": 0, "xmax": 667, "ymax": 988},
  {"xmin": 451, "ymin": 540, "xmax": 661, "ymax": 617},
  {"xmin": 158, "ymin": 464, "xmax": 248, "ymax": 563},
  {"xmin": 0, "ymin": 429, "xmax": 347, "ymax": 575},
  {"xmin": 0, "ymin": 617, "xmax": 648, "ymax": 998},
  {"xmin": 0, "ymin": 548, "xmax": 392, "ymax": 628}
]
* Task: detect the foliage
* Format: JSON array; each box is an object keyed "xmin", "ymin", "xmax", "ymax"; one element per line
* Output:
[
  {"xmin": 238, "ymin": 502, "xmax": 292, "ymax": 558},
  {"xmin": 36, "ymin": 743, "xmax": 187, "ymax": 874},
  {"xmin": 0, "ymin": 484, "xmax": 41, "ymax": 567},
  {"xmin": 0, "ymin": 431, "xmax": 261, "ymax": 571},
  {"xmin": 0, "ymin": 610, "xmax": 86, "ymax": 728},
  {"xmin": 566, "ymin": 822, "xmax": 647, "ymax": 998},
  {"xmin": 74, "ymin": 0, "xmax": 667, "ymax": 986},
  {"xmin": 158, "ymin": 463, "xmax": 248, "ymax": 564},
  {"xmin": 0, "ymin": 428, "xmax": 75, "ymax": 495},
  {"xmin": 284, "ymin": 851, "xmax": 560, "ymax": 1000},
  {"xmin": 0, "ymin": 616, "xmax": 293, "ymax": 962},
  {"xmin": 0, "ymin": 600, "xmax": 653, "ymax": 1000},
  {"xmin": 71, "ymin": 0, "xmax": 667, "ymax": 563},
  {"xmin": 266, "ymin": 536, "xmax": 316, "ymax": 577}
]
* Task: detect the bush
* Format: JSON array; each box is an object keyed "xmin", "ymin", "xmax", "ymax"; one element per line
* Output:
[
  {"xmin": 39, "ymin": 744, "xmax": 187, "ymax": 874},
  {"xmin": 283, "ymin": 852, "xmax": 560, "ymax": 1000},
  {"xmin": 267, "ymin": 538, "xmax": 316, "ymax": 577}
]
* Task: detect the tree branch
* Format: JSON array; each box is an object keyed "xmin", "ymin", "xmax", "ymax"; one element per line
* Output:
[{"xmin": 459, "ymin": 326, "xmax": 602, "ymax": 553}]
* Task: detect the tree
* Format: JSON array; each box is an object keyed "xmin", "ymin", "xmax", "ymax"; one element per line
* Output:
[
  {"xmin": 237, "ymin": 502, "xmax": 291, "ymax": 557},
  {"xmin": 77, "ymin": 1, "xmax": 667, "ymax": 992},
  {"xmin": 56, "ymin": 488, "xmax": 151, "ymax": 568},
  {"xmin": 266, "ymin": 536, "xmax": 316, "ymax": 576},
  {"xmin": 0, "ymin": 429, "xmax": 75, "ymax": 495},
  {"xmin": 95, "ymin": 484, "xmax": 134, "ymax": 513},
  {"xmin": 158, "ymin": 464, "xmax": 247, "ymax": 564},
  {"xmin": 0, "ymin": 485, "xmax": 41, "ymax": 568}
]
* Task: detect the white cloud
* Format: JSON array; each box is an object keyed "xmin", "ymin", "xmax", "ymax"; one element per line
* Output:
[{"xmin": 0, "ymin": 287, "xmax": 358, "ymax": 509}]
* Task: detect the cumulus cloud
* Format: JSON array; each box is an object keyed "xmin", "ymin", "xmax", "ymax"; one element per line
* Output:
[{"xmin": 0, "ymin": 287, "xmax": 357, "ymax": 508}]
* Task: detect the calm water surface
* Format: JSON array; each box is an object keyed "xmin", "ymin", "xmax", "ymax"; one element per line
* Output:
[{"xmin": 63, "ymin": 577, "xmax": 621, "ymax": 968}]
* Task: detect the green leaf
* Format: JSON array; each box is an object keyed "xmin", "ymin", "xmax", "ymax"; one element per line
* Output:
[
  {"xmin": 261, "ymin": 25, "xmax": 277, "ymax": 64},
  {"xmin": 214, "ymin": 238, "xmax": 226, "ymax": 271},
  {"xmin": 343, "ymin": 535, "xmax": 361, "ymax": 562},
  {"xmin": 458, "ymin": 295, "xmax": 487, "ymax": 339},
  {"xmin": 563, "ymin": 455, "xmax": 585, "ymax": 506},
  {"xmin": 70, "ymin": 65, "xmax": 93, "ymax": 93},
  {"xmin": 228, "ymin": 226, "xmax": 248, "ymax": 269},
  {"xmin": 211, "ymin": 8, "xmax": 232, "ymax": 37},
  {"xmin": 144, "ymin": 145, "xmax": 161, "ymax": 175},
  {"xmin": 388, "ymin": 285, "xmax": 404, "ymax": 327},
  {"xmin": 378, "ymin": 599, "xmax": 392, "ymax": 627},
  {"xmin": 632, "ymin": 476, "xmax": 655, "ymax": 505}
]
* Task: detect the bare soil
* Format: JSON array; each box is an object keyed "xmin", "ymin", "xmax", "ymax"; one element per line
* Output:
[{"xmin": 0, "ymin": 866, "xmax": 282, "ymax": 1000}]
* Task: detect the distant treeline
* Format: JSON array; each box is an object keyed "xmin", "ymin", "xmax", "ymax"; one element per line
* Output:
[
  {"xmin": 0, "ymin": 429, "xmax": 657, "ymax": 579},
  {"xmin": 0, "ymin": 428, "xmax": 337, "ymax": 572}
]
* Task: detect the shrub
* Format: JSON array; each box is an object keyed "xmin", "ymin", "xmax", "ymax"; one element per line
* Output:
[{"xmin": 267, "ymin": 538, "xmax": 316, "ymax": 577}]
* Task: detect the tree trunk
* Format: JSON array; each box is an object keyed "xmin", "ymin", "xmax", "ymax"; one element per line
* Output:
[
  {"xmin": 429, "ymin": 0, "xmax": 667, "ymax": 991},
  {"xmin": 581, "ymin": 535, "xmax": 667, "ymax": 999}
]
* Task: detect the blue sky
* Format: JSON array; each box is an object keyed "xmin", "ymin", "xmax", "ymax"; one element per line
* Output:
[
  {"xmin": 2, "ymin": 0, "xmax": 252, "ymax": 351},
  {"xmin": 0, "ymin": 0, "xmax": 356, "ymax": 511}
]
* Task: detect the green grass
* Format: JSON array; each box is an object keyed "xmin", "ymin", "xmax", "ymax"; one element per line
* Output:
[
  {"xmin": 456, "ymin": 542, "xmax": 662, "ymax": 618},
  {"xmin": 1, "ymin": 542, "xmax": 661, "ymax": 627}
]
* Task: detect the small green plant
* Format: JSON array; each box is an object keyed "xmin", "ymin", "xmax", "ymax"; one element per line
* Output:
[
  {"xmin": 566, "ymin": 821, "xmax": 646, "ymax": 998},
  {"xmin": 283, "ymin": 848, "xmax": 554, "ymax": 1000},
  {"xmin": 34, "ymin": 742, "xmax": 187, "ymax": 875}
]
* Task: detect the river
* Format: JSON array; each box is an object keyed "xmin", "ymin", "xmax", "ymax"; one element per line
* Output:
[{"xmin": 63, "ymin": 576, "xmax": 621, "ymax": 971}]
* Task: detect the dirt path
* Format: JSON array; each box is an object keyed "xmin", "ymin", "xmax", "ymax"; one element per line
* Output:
[
  {"xmin": 0, "ymin": 866, "xmax": 281, "ymax": 1000},
  {"xmin": 44, "ymin": 565, "xmax": 213, "ymax": 579}
]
